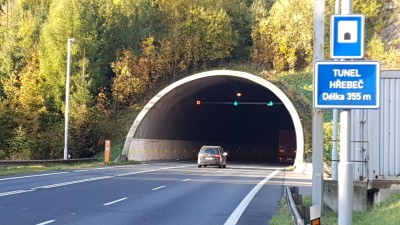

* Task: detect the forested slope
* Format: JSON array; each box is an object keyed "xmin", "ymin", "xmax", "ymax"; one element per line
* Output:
[{"xmin": 0, "ymin": 0, "xmax": 398, "ymax": 160}]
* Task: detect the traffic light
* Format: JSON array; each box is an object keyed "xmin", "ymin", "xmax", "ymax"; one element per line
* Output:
[
  {"xmin": 196, "ymin": 100, "xmax": 202, "ymax": 105},
  {"xmin": 233, "ymin": 101, "xmax": 238, "ymax": 106},
  {"xmin": 267, "ymin": 101, "xmax": 274, "ymax": 107}
]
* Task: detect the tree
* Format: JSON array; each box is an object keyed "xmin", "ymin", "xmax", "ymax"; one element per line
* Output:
[
  {"xmin": 111, "ymin": 48, "xmax": 151, "ymax": 107},
  {"xmin": 159, "ymin": 0, "xmax": 236, "ymax": 72},
  {"xmin": 6, "ymin": 125, "xmax": 31, "ymax": 160},
  {"xmin": 251, "ymin": 0, "xmax": 313, "ymax": 71},
  {"xmin": 366, "ymin": 34, "xmax": 400, "ymax": 70}
]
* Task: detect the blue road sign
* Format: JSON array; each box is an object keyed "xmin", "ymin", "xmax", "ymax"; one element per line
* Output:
[
  {"xmin": 314, "ymin": 61, "xmax": 380, "ymax": 109},
  {"xmin": 330, "ymin": 14, "xmax": 364, "ymax": 59}
]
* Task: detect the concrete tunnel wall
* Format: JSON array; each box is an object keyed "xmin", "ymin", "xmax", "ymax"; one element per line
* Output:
[{"xmin": 122, "ymin": 70, "xmax": 305, "ymax": 164}]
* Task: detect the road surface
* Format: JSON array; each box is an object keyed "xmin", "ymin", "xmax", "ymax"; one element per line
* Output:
[{"xmin": 0, "ymin": 161, "xmax": 310, "ymax": 225}]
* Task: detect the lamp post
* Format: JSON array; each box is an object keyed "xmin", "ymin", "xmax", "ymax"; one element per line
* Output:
[{"xmin": 64, "ymin": 38, "xmax": 76, "ymax": 160}]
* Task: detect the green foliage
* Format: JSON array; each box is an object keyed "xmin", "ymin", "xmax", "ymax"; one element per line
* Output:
[
  {"xmin": 111, "ymin": 48, "xmax": 152, "ymax": 106},
  {"xmin": 251, "ymin": 0, "xmax": 313, "ymax": 71},
  {"xmin": 366, "ymin": 34, "xmax": 400, "ymax": 70},
  {"xmin": 6, "ymin": 126, "xmax": 31, "ymax": 160},
  {"xmin": 276, "ymin": 72, "xmax": 313, "ymax": 101},
  {"xmin": 0, "ymin": 100, "xmax": 19, "ymax": 159}
]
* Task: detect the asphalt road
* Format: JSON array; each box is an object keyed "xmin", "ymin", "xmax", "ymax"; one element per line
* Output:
[{"xmin": 0, "ymin": 161, "xmax": 306, "ymax": 225}]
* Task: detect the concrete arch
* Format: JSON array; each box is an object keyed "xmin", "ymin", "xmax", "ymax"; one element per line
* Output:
[{"xmin": 122, "ymin": 70, "xmax": 305, "ymax": 164}]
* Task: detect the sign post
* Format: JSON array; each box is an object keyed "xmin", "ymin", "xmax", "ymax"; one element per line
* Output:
[
  {"xmin": 313, "ymin": 58, "xmax": 381, "ymax": 223},
  {"xmin": 313, "ymin": 1, "xmax": 380, "ymax": 224}
]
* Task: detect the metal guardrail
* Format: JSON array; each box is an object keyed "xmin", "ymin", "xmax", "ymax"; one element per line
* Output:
[
  {"xmin": 285, "ymin": 185, "xmax": 305, "ymax": 225},
  {"xmin": 0, "ymin": 158, "xmax": 98, "ymax": 166}
]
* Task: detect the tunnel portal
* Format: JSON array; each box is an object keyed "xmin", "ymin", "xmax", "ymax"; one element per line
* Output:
[{"xmin": 122, "ymin": 70, "xmax": 304, "ymax": 164}]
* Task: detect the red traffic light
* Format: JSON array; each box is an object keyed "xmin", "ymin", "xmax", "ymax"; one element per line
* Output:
[{"xmin": 196, "ymin": 100, "xmax": 202, "ymax": 105}]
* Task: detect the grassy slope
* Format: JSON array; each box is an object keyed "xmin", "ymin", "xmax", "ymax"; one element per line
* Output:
[{"xmin": 95, "ymin": 107, "xmax": 142, "ymax": 161}]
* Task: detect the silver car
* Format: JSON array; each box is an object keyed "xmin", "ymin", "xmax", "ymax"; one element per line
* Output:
[{"xmin": 197, "ymin": 146, "xmax": 227, "ymax": 168}]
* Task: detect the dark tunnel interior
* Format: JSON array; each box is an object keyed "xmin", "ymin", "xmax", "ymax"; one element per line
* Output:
[{"xmin": 134, "ymin": 76, "xmax": 295, "ymax": 162}]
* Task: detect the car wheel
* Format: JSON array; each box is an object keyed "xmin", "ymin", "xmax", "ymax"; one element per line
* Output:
[
  {"xmin": 223, "ymin": 164, "xmax": 226, "ymax": 168},
  {"xmin": 219, "ymin": 164, "xmax": 222, "ymax": 168},
  {"xmin": 198, "ymin": 165, "xmax": 201, "ymax": 168},
  {"xmin": 204, "ymin": 165, "xmax": 207, "ymax": 167}
]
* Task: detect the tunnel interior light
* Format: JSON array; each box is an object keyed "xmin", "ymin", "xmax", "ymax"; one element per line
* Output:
[
  {"xmin": 233, "ymin": 101, "xmax": 238, "ymax": 106},
  {"xmin": 236, "ymin": 92, "xmax": 242, "ymax": 97},
  {"xmin": 267, "ymin": 101, "xmax": 274, "ymax": 107}
]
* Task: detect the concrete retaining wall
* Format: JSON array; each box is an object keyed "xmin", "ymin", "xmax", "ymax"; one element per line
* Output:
[
  {"xmin": 128, "ymin": 139, "xmax": 204, "ymax": 161},
  {"xmin": 324, "ymin": 180, "xmax": 368, "ymax": 212}
]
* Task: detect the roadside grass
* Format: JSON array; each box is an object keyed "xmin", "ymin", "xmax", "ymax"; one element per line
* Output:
[
  {"xmin": 269, "ymin": 198, "xmax": 294, "ymax": 225},
  {"xmin": 0, "ymin": 160, "xmax": 140, "ymax": 177},
  {"xmin": 0, "ymin": 166, "xmax": 55, "ymax": 176},
  {"xmin": 95, "ymin": 139, "xmax": 126, "ymax": 162},
  {"xmin": 0, "ymin": 163, "xmax": 104, "ymax": 176},
  {"xmin": 1, "ymin": 137, "xmax": 139, "ymax": 177},
  {"xmin": 270, "ymin": 193, "xmax": 400, "ymax": 225},
  {"xmin": 0, "ymin": 139, "xmax": 137, "ymax": 177}
]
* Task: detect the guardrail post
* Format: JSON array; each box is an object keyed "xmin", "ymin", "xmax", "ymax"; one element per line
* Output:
[
  {"xmin": 290, "ymin": 186, "xmax": 299, "ymax": 194},
  {"xmin": 285, "ymin": 186, "xmax": 305, "ymax": 225},
  {"xmin": 297, "ymin": 206, "xmax": 310, "ymax": 224}
]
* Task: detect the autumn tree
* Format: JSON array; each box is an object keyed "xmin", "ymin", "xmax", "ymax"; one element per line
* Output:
[{"xmin": 251, "ymin": 0, "xmax": 313, "ymax": 71}]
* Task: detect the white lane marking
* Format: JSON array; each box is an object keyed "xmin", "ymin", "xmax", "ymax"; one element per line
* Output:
[
  {"xmin": 0, "ymin": 189, "xmax": 35, "ymax": 197},
  {"xmin": 36, "ymin": 176, "xmax": 112, "ymax": 189},
  {"xmin": 152, "ymin": 185, "xmax": 166, "ymax": 191},
  {"xmin": 115, "ymin": 165, "xmax": 190, "ymax": 177},
  {"xmin": 36, "ymin": 220, "xmax": 56, "ymax": 225},
  {"xmin": 103, "ymin": 197, "xmax": 127, "ymax": 206},
  {"xmin": 202, "ymin": 174, "xmax": 209, "ymax": 176},
  {"xmin": 0, "ymin": 172, "xmax": 69, "ymax": 181},
  {"xmin": 224, "ymin": 169, "xmax": 281, "ymax": 225},
  {"xmin": 74, "ymin": 170, "xmax": 89, "ymax": 172},
  {"xmin": 182, "ymin": 179, "xmax": 191, "ymax": 182}
]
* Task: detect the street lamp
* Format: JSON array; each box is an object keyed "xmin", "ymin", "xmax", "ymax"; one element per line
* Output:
[{"xmin": 64, "ymin": 38, "xmax": 76, "ymax": 160}]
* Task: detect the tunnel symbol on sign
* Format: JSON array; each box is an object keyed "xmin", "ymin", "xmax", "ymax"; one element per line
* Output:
[
  {"xmin": 344, "ymin": 32, "xmax": 351, "ymax": 40},
  {"xmin": 338, "ymin": 20, "xmax": 357, "ymax": 43}
]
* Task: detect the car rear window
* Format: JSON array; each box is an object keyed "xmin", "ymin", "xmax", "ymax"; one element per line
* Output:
[{"xmin": 202, "ymin": 148, "xmax": 219, "ymax": 154}]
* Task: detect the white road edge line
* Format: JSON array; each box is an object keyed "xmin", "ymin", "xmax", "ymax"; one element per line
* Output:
[
  {"xmin": 103, "ymin": 197, "xmax": 128, "ymax": 206},
  {"xmin": 182, "ymin": 179, "xmax": 191, "ymax": 182},
  {"xmin": 36, "ymin": 220, "xmax": 56, "ymax": 225},
  {"xmin": 224, "ymin": 169, "xmax": 281, "ymax": 225},
  {"xmin": 152, "ymin": 185, "xmax": 166, "ymax": 191}
]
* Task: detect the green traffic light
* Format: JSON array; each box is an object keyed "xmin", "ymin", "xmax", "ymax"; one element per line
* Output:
[
  {"xmin": 233, "ymin": 101, "xmax": 238, "ymax": 106},
  {"xmin": 268, "ymin": 101, "xmax": 274, "ymax": 106}
]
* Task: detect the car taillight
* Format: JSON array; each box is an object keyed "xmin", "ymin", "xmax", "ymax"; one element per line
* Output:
[
  {"xmin": 214, "ymin": 154, "xmax": 221, "ymax": 158},
  {"xmin": 198, "ymin": 153, "xmax": 203, "ymax": 157}
]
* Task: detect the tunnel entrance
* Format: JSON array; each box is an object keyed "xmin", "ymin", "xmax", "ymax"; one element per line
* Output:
[{"xmin": 122, "ymin": 70, "xmax": 304, "ymax": 164}]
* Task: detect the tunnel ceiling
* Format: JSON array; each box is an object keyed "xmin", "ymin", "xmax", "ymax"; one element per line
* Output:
[{"xmin": 134, "ymin": 75, "xmax": 294, "ymax": 144}]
